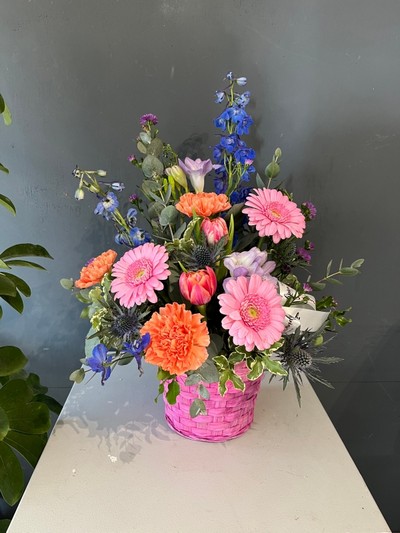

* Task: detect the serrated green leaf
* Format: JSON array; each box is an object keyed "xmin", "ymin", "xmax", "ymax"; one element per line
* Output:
[
  {"xmin": 247, "ymin": 359, "xmax": 264, "ymax": 380},
  {"xmin": 166, "ymin": 380, "xmax": 180, "ymax": 405},
  {"xmin": 213, "ymin": 354, "xmax": 230, "ymax": 371},
  {"xmin": 0, "ymin": 407, "xmax": 9, "ymax": 441},
  {"xmin": 0, "ymin": 163, "xmax": 9, "ymax": 174},
  {"xmin": 4, "ymin": 431, "xmax": 46, "ymax": 467},
  {"xmin": 189, "ymin": 398, "xmax": 206, "ymax": 418},
  {"xmin": 0, "ymin": 346, "xmax": 28, "ymax": 376},
  {"xmin": 218, "ymin": 370, "xmax": 231, "ymax": 396},
  {"xmin": 262, "ymin": 356, "xmax": 287, "ymax": 376},
  {"xmin": 0, "ymin": 441, "xmax": 24, "ymax": 505},
  {"xmin": 69, "ymin": 368, "xmax": 85, "ymax": 383},
  {"xmin": 229, "ymin": 351, "xmax": 245, "ymax": 365},
  {"xmin": 0, "ymin": 194, "xmax": 16, "ymax": 215},
  {"xmin": 0, "ymin": 274, "xmax": 17, "ymax": 297},
  {"xmin": 0, "ymin": 243, "xmax": 53, "ymax": 261},
  {"xmin": 198, "ymin": 383, "xmax": 210, "ymax": 400},
  {"xmin": 2, "ymin": 273, "xmax": 31, "ymax": 297},
  {"xmin": 229, "ymin": 372, "xmax": 245, "ymax": 391}
]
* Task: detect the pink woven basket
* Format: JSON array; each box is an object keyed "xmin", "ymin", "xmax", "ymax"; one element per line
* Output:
[{"xmin": 164, "ymin": 362, "xmax": 263, "ymax": 442}]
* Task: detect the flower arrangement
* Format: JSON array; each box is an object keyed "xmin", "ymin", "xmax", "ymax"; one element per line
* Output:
[{"xmin": 62, "ymin": 72, "xmax": 363, "ymax": 417}]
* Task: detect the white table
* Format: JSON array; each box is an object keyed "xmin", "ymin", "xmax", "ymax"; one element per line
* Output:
[{"xmin": 9, "ymin": 364, "xmax": 390, "ymax": 533}]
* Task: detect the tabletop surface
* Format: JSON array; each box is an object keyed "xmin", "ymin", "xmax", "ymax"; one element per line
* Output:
[{"xmin": 8, "ymin": 364, "xmax": 390, "ymax": 533}]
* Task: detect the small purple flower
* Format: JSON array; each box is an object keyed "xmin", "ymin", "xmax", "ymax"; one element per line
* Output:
[
  {"xmin": 94, "ymin": 192, "xmax": 119, "ymax": 220},
  {"xmin": 128, "ymin": 154, "xmax": 136, "ymax": 163},
  {"xmin": 301, "ymin": 201, "xmax": 317, "ymax": 221},
  {"xmin": 297, "ymin": 247, "xmax": 312, "ymax": 263},
  {"xmin": 303, "ymin": 282, "xmax": 313, "ymax": 293},
  {"xmin": 129, "ymin": 193, "xmax": 139, "ymax": 203},
  {"xmin": 86, "ymin": 344, "xmax": 112, "ymax": 385},
  {"xmin": 178, "ymin": 157, "xmax": 218, "ymax": 193},
  {"xmin": 140, "ymin": 113, "xmax": 158, "ymax": 126},
  {"xmin": 215, "ymin": 91, "xmax": 225, "ymax": 103}
]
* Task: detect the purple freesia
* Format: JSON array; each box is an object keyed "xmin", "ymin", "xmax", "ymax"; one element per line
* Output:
[
  {"xmin": 178, "ymin": 157, "xmax": 218, "ymax": 193},
  {"xmin": 224, "ymin": 247, "xmax": 276, "ymax": 283}
]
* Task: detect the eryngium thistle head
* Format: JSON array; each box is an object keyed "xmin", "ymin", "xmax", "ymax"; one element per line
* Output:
[
  {"xmin": 286, "ymin": 347, "xmax": 313, "ymax": 369},
  {"xmin": 111, "ymin": 314, "xmax": 139, "ymax": 337},
  {"xmin": 192, "ymin": 245, "xmax": 212, "ymax": 269}
]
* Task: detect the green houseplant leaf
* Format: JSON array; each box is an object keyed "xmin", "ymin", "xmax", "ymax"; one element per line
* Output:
[
  {"xmin": 0, "ymin": 346, "xmax": 28, "ymax": 376},
  {"xmin": 0, "ymin": 441, "xmax": 24, "ymax": 505}
]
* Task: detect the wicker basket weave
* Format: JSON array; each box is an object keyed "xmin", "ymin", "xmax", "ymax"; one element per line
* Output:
[{"xmin": 164, "ymin": 362, "xmax": 263, "ymax": 442}]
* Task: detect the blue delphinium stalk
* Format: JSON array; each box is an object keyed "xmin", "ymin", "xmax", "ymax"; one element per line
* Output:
[
  {"xmin": 213, "ymin": 73, "xmax": 256, "ymax": 202},
  {"xmin": 86, "ymin": 343, "xmax": 113, "ymax": 385},
  {"xmin": 122, "ymin": 333, "xmax": 151, "ymax": 374}
]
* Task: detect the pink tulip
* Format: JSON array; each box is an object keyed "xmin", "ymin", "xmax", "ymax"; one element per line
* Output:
[
  {"xmin": 179, "ymin": 267, "xmax": 217, "ymax": 306},
  {"xmin": 201, "ymin": 217, "xmax": 228, "ymax": 245}
]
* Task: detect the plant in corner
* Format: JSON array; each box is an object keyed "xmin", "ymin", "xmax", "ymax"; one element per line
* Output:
[{"xmin": 0, "ymin": 94, "xmax": 61, "ymax": 530}]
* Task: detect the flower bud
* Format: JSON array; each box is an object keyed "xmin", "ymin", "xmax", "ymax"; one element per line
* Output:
[
  {"xmin": 165, "ymin": 165, "xmax": 188, "ymax": 189},
  {"xmin": 97, "ymin": 169, "xmax": 107, "ymax": 177},
  {"xmin": 200, "ymin": 217, "xmax": 228, "ymax": 245},
  {"xmin": 179, "ymin": 267, "xmax": 217, "ymax": 306},
  {"xmin": 74, "ymin": 188, "xmax": 85, "ymax": 200}
]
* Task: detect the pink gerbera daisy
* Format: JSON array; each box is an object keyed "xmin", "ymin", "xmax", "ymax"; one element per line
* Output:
[
  {"xmin": 111, "ymin": 243, "xmax": 170, "ymax": 307},
  {"xmin": 218, "ymin": 274, "xmax": 285, "ymax": 352},
  {"xmin": 242, "ymin": 188, "xmax": 306, "ymax": 243}
]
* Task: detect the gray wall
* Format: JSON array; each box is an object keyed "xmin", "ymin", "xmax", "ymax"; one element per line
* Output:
[{"xmin": 1, "ymin": 0, "xmax": 399, "ymax": 527}]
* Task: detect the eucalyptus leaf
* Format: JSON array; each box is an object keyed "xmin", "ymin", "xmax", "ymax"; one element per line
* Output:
[
  {"xmin": 0, "ymin": 346, "xmax": 28, "ymax": 376},
  {"xmin": 142, "ymin": 155, "xmax": 164, "ymax": 178},
  {"xmin": 308, "ymin": 282, "xmax": 326, "ymax": 291},
  {"xmin": 195, "ymin": 358, "xmax": 219, "ymax": 383},
  {"xmin": 139, "ymin": 132, "xmax": 151, "ymax": 144},
  {"xmin": 85, "ymin": 329, "xmax": 100, "ymax": 359},
  {"xmin": 184, "ymin": 373, "xmax": 202, "ymax": 386},
  {"xmin": 189, "ymin": 398, "xmax": 206, "ymax": 418},
  {"xmin": 159, "ymin": 205, "xmax": 178, "ymax": 227},
  {"xmin": 265, "ymin": 161, "xmax": 280, "ymax": 179},
  {"xmin": 255, "ymin": 173, "xmax": 265, "ymax": 188},
  {"xmin": 60, "ymin": 278, "xmax": 74, "ymax": 290},
  {"xmin": 173, "ymin": 222, "xmax": 186, "ymax": 239},
  {"xmin": 339, "ymin": 267, "xmax": 359, "ymax": 276},
  {"xmin": 198, "ymin": 383, "xmax": 210, "ymax": 400},
  {"xmin": 69, "ymin": 368, "xmax": 85, "ymax": 383},
  {"xmin": 137, "ymin": 141, "xmax": 147, "ymax": 154},
  {"xmin": 326, "ymin": 259, "xmax": 332, "ymax": 277},
  {"xmin": 325, "ymin": 278, "xmax": 342, "ymax": 285},
  {"xmin": 0, "ymin": 194, "xmax": 16, "ymax": 215},
  {"xmin": 0, "ymin": 441, "xmax": 24, "ymax": 505},
  {"xmin": 351, "ymin": 258, "xmax": 364, "ymax": 269},
  {"xmin": 147, "ymin": 138, "xmax": 163, "ymax": 157}
]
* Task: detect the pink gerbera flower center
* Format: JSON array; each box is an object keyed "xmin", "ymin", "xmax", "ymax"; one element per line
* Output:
[
  {"xmin": 126, "ymin": 259, "xmax": 152, "ymax": 286},
  {"xmin": 240, "ymin": 295, "xmax": 271, "ymax": 330},
  {"xmin": 267, "ymin": 202, "xmax": 288, "ymax": 221}
]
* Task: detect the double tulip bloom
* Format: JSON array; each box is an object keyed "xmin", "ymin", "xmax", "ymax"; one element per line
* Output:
[
  {"xmin": 200, "ymin": 217, "xmax": 228, "ymax": 245},
  {"xmin": 179, "ymin": 266, "xmax": 217, "ymax": 306}
]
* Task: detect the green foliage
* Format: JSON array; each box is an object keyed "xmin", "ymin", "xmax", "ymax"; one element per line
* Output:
[{"xmin": 0, "ymin": 94, "xmax": 61, "ymax": 513}]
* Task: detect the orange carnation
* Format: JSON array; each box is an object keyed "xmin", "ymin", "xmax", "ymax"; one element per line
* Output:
[
  {"xmin": 176, "ymin": 192, "xmax": 231, "ymax": 218},
  {"xmin": 75, "ymin": 249, "xmax": 118, "ymax": 289},
  {"xmin": 141, "ymin": 302, "xmax": 210, "ymax": 375}
]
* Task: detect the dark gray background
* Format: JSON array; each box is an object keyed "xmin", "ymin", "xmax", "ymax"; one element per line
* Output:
[{"xmin": 1, "ymin": 0, "xmax": 399, "ymax": 528}]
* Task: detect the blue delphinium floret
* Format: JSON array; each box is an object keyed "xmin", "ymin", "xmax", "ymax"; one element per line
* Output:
[
  {"xmin": 86, "ymin": 343, "xmax": 113, "ymax": 385},
  {"xmin": 94, "ymin": 192, "xmax": 119, "ymax": 220},
  {"xmin": 123, "ymin": 333, "xmax": 151, "ymax": 374}
]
